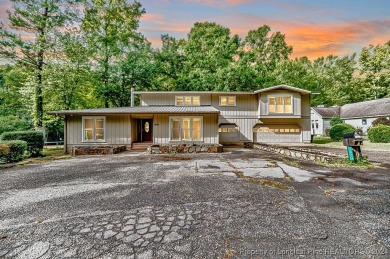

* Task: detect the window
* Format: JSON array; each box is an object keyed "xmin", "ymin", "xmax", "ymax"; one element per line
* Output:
[
  {"xmin": 82, "ymin": 116, "xmax": 105, "ymax": 142},
  {"xmin": 175, "ymin": 96, "xmax": 200, "ymax": 106},
  {"xmin": 268, "ymin": 96, "xmax": 293, "ymax": 114},
  {"xmin": 219, "ymin": 126, "xmax": 239, "ymax": 133},
  {"xmin": 362, "ymin": 119, "xmax": 367, "ymax": 125},
  {"xmin": 253, "ymin": 125, "xmax": 301, "ymax": 133},
  {"xmin": 170, "ymin": 117, "xmax": 203, "ymax": 141},
  {"xmin": 219, "ymin": 96, "xmax": 236, "ymax": 106}
]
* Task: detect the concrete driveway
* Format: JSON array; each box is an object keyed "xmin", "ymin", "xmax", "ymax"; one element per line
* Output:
[{"xmin": 0, "ymin": 148, "xmax": 389, "ymax": 258}]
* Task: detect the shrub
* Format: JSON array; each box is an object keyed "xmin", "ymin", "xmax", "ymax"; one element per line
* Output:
[
  {"xmin": 0, "ymin": 131, "xmax": 44, "ymax": 156},
  {"xmin": 325, "ymin": 128, "xmax": 330, "ymax": 137},
  {"xmin": 330, "ymin": 123, "xmax": 356, "ymax": 141},
  {"xmin": 0, "ymin": 115, "xmax": 32, "ymax": 135},
  {"xmin": 372, "ymin": 116, "xmax": 390, "ymax": 127},
  {"xmin": 0, "ymin": 140, "xmax": 27, "ymax": 163},
  {"xmin": 330, "ymin": 116, "xmax": 343, "ymax": 127},
  {"xmin": 368, "ymin": 125, "xmax": 390, "ymax": 143}
]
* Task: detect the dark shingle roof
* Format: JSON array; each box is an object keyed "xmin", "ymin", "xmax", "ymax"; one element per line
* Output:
[
  {"xmin": 312, "ymin": 107, "xmax": 340, "ymax": 118},
  {"xmin": 47, "ymin": 106, "xmax": 220, "ymax": 115},
  {"xmin": 340, "ymin": 98, "xmax": 390, "ymax": 119}
]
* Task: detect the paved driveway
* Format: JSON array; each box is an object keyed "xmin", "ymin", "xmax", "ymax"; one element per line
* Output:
[{"xmin": 0, "ymin": 148, "xmax": 389, "ymax": 258}]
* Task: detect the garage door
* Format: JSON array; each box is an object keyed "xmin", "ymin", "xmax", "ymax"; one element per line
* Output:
[
  {"xmin": 253, "ymin": 124, "xmax": 301, "ymax": 143},
  {"xmin": 219, "ymin": 124, "xmax": 240, "ymax": 143}
]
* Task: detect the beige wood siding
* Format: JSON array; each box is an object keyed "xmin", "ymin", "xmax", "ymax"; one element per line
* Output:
[
  {"xmin": 211, "ymin": 94, "xmax": 258, "ymax": 118},
  {"xmin": 141, "ymin": 93, "xmax": 211, "ymax": 106},
  {"xmin": 255, "ymin": 117, "xmax": 311, "ymax": 143},
  {"xmin": 153, "ymin": 114, "xmax": 219, "ymax": 144},
  {"xmin": 219, "ymin": 117, "xmax": 258, "ymax": 142},
  {"xmin": 65, "ymin": 115, "xmax": 132, "ymax": 153}
]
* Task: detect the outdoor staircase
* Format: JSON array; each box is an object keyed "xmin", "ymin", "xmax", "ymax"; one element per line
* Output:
[{"xmin": 131, "ymin": 142, "xmax": 152, "ymax": 151}]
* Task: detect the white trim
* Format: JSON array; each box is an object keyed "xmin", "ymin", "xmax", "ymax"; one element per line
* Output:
[
  {"xmin": 82, "ymin": 116, "xmax": 106, "ymax": 142},
  {"xmin": 268, "ymin": 95, "xmax": 293, "ymax": 114},
  {"xmin": 175, "ymin": 96, "xmax": 201, "ymax": 106},
  {"xmin": 219, "ymin": 96, "xmax": 236, "ymax": 106},
  {"xmin": 169, "ymin": 116, "xmax": 203, "ymax": 141}
]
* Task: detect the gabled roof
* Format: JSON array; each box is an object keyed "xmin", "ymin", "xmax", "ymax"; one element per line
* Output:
[
  {"xmin": 340, "ymin": 98, "xmax": 390, "ymax": 119},
  {"xmin": 254, "ymin": 85, "xmax": 311, "ymax": 95},
  {"xmin": 133, "ymin": 91, "xmax": 253, "ymax": 95},
  {"xmin": 134, "ymin": 85, "xmax": 311, "ymax": 95},
  {"xmin": 312, "ymin": 107, "xmax": 340, "ymax": 118},
  {"xmin": 47, "ymin": 106, "xmax": 220, "ymax": 116}
]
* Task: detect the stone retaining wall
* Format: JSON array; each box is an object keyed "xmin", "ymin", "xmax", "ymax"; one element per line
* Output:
[
  {"xmin": 249, "ymin": 142, "xmax": 345, "ymax": 163},
  {"xmin": 72, "ymin": 145, "xmax": 127, "ymax": 156},
  {"xmin": 147, "ymin": 144, "xmax": 223, "ymax": 154}
]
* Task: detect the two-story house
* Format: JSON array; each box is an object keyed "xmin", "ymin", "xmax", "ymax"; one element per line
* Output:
[{"xmin": 48, "ymin": 85, "xmax": 312, "ymax": 153}]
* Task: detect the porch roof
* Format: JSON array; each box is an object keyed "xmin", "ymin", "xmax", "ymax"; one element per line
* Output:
[{"xmin": 47, "ymin": 106, "xmax": 220, "ymax": 116}]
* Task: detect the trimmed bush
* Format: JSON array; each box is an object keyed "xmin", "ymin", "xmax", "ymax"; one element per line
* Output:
[
  {"xmin": 372, "ymin": 116, "xmax": 390, "ymax": 127},
  {"xmin": 0, "ymin": 115, "xmax": 32, "ymax": 135},
  {"xmin": 0, "ymin": 140, "xmax": 27, "ymax": 163},
  {"xmin": 368, "ymin": 125, "xmax": 390, "ymax": 143},
  {"xmin": 0, "ymin": 131, "xmax": 44, "ymax": 156},
  {"xmin": 330, "ymin": 116, "xmax": 343, "ymax": 127},
  {"xmin": 330, "ymin": 123, "xmax": 356, "ymax": 141}
]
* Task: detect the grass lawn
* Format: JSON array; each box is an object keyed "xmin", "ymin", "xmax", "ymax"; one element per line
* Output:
[{"xmin": 312, "ymin": 136, "xmax": 390, "ymax": 151}]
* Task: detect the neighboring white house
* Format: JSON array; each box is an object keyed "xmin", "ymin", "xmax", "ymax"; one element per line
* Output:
[{"xmin": 311, "ymin": 97, "xmax": 390, "ymax": 135}]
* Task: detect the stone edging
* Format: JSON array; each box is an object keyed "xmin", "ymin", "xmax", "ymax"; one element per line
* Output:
[
  {"xmin": 72, "ymin": 145, "xmax": 127, "ymax": 156},
  {"xmin": 148, "ymin": 144, "xmax": 223, "ymax": 154},
  {"xmin": 248, "ymin": 142, "xmax": 346, "ymax": 163}
]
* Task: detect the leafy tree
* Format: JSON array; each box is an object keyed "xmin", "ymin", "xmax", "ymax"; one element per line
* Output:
[
  {"xmin": 180, "ymin": 22, "xmax": 240, "ymax": 91},
  {"xmin": 0, "ymin": 0, "xmax": 78, "ymax": 127},
  {"xmin": 152, "ymin": 34, "xmax": 185, "ymax": 91},
  {"xmin": 81, "ymin": 0, "xmax": 145, "ymax": 107},
  {"xmin": 359, "ymin": 41, "xmax": 390, "ymax": 100},
  {"xmin": 44, "ymin": 32, "xmax": 96, "ymax": 111},
  {"xmin": 238, "ymin": 25, "xmax": 292, "ymax": 90}
]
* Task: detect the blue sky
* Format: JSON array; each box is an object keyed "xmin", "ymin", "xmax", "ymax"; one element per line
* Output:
[{"xmin": 1, "ymin": 0, "xmax": 389, "ymax": 58}]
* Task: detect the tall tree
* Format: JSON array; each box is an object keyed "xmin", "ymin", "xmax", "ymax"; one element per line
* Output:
[
  {"xmin": 44, "ymin": 31, "xmax": 95, "ymax": 111},
  {"xmin": 0, "ymin": 0, "xmax": 77, "ymax": 127},
  {"xmin": 180, "ymin": 22, "xmax": 240, "ymax": 91},
  {"xmin": 359, "ymin": 41, "xmax": 390, "ymax": 99},
  {"xmin": 238, "ymin": 25, "xmax": 293, "ymax": 89},
  {"xmin": 81, "ymin": 0, "xmax": 145, "ymax": 107}
]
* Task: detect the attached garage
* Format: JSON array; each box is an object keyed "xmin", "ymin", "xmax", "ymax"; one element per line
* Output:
[
  {"xmin": 219, "ymin": 124, "xmax": 240, "ymax": 143},
  {"xmin": 253, "ymin": 124, "xmax": 302, "ymax": 143}
]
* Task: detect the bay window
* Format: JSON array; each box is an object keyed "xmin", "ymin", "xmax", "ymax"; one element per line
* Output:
[
  {"xmin": 170, "ymin": 116, "xmax": 203, "ymax": 141},
  {"xmin": 82, "ymin": 116, "xmax": 105, "ymax": 142}
]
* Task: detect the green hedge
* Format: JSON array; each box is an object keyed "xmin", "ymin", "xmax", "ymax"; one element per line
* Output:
[
  {"xmin": 0, "ymin": 140, "xmax": 27, "ymax": 163},
  {"xmin": 330, "ymin": 123, "xmax": 356, "ymax": 141},
  {"xmin": 368, "ymin": 125, "xmax": 390, "ymax": 143},
  {"xmin": 0, "ymin": 131, "xmax": 44, "ymax": 157}
]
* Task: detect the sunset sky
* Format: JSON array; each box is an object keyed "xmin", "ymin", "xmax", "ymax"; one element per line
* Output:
[{"xmin": 1, "ymin": 0, "xmax": 390, "ymax": 59}]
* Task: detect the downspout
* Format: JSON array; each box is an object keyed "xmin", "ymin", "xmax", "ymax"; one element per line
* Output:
[
  {"xmin": 63, "ymin": 115, "xmax": 68, "ymax": 154},
  {"xmin": 131, "ymin": 85, "xmax": 135, "ymax": 107}
]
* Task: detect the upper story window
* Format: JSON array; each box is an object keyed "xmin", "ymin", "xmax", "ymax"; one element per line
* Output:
[
  {"xmin": 82, "ymin": 116, "xmax": 105, "ymax": 142},
  {"xmin": 269, "ymin": 96, "xmax": 292, "ymax": 114},
  {"xmin": 219, "ymin": 96, "xmax": 236, "ymax": 106},
  {"xmin": 175, "ymin": 96, "xmax": 200, "ymax": 106}
]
